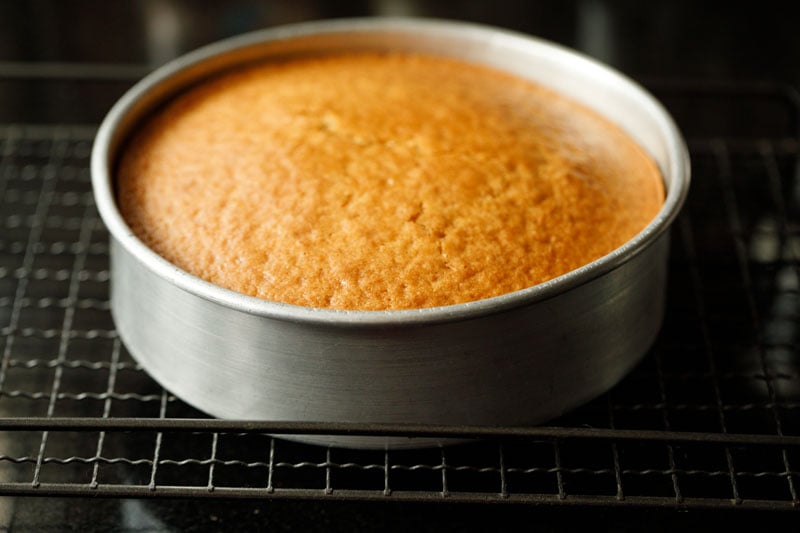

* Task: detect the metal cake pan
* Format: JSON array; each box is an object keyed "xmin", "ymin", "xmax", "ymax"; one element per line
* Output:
[{"xmin": 91, "ymin": 18, "xmax": 690, "ymax": 449}]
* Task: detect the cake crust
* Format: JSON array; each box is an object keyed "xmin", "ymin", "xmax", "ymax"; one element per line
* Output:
[{"xmin": 117, "ymin": 53, "xmax": 664, "ymax": 310}]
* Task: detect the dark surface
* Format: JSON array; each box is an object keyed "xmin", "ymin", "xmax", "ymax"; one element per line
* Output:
[
  {"xmin": 6, "ymin": 498, "xmax": 800, "ymax": 533},
  {"xmin": 1, "ymin": 0, "xmax": 800, "ymax": 530},
  {"xmin": 0, "ymin": 498, "xmax": 779, "ymax": 532}
]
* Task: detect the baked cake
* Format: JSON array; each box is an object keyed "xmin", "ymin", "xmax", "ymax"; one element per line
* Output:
[{"xmin": 117, "ymin": 52, "xmax": 664, "ymax": 310}]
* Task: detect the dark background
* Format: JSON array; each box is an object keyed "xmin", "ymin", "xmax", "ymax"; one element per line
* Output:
[
  {"xmin": 3, "ymin": 1, "xmax": 800, "ymax": 81},
  {"xmin": 1, "ymin": 0, "xmax": 799, "ymax": 530},
  {"xmin": 1, "ymin": 0, "xmax": 800, "ymax": 124}
]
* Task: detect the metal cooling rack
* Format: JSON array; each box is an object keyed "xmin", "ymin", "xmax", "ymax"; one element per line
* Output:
[{"xmin": 0, "ymin": 76, "xmax": 799, "ymax": 510}]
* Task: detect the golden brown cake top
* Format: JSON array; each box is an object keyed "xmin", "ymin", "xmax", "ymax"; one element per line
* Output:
[{"xmin": 117, "ymin": 52, "xmax": 664, "ymax": 310}]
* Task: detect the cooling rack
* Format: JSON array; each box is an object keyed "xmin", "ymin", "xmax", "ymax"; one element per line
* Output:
[{"xmin": 0, "ymin": 73, "xmax": 799, "ymax": 510}]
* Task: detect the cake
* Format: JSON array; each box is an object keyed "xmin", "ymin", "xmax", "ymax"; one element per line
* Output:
[{"xmin": 116, "ymin": 52, "xmax": 664, "ymax": 311}]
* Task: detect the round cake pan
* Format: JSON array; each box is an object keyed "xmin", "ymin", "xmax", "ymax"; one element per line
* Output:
[{"xmin": 91, "ymin": 18, "xmax": 690, "ymax": 449}]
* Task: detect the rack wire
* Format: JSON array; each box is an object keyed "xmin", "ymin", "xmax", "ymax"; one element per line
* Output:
[{"xmin": 0, "ymin": 77, "xmax": 799, "ymax": 510}]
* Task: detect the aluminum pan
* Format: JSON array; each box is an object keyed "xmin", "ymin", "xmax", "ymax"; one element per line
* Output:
[{"xmin": 91, "ymin": 18, "xmax": 690, "ymax": 448}]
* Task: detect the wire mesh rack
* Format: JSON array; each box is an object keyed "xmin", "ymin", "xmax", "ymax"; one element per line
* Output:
[{"xmin": 0, "ymin": 72, "xmax": 799, "ymax": 511}]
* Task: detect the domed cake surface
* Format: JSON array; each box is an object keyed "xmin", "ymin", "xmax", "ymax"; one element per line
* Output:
[{"xmin": 117, "ymin": 52, "xmax": 664, "ymax": 310}]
